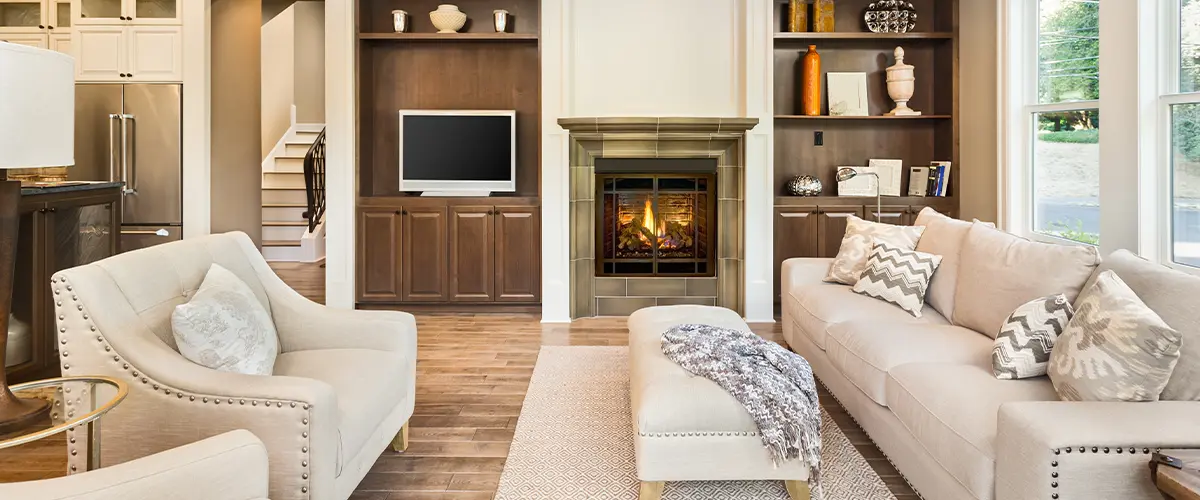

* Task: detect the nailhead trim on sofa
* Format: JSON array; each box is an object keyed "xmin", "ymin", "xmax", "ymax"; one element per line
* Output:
[{"xmin": 1048, "ymin": 446, "xmax": 1159, "ymax": 499}]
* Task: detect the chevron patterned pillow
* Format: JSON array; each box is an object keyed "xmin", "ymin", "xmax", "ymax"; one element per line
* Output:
[
  {"xmin": 851, "ymin": 240, "xmax": 942, "ymax": 317},
  {"xmin": 991, "ymin": 295, "xmax": 1074, "ymax": 380}
]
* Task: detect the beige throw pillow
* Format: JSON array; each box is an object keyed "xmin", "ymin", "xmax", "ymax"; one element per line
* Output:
[
  {"xmin": 912, "ymin": 207, "xmax": 994, "ymax": 319},
  {"xmin": 1048, "ymin": 271, "xmax": 1182, "ymax": 401},
  {"xmin": 952, "ymin": 224, "xmax": 1100, "ymax": 338},
  {"xmin": 824, "ymin": 216, "xmax": 925, "ymax": 285},
  {"xmin": 172, "ymin": 264, "xmax": 279, "ymax": 375}
]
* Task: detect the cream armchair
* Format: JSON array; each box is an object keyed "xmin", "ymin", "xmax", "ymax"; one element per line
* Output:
[
  {"xmin": 51, "ymin": 232, "xmax": 417, "ymax": 500},
  {"xmin": 0, "ymin": 430, "xmax": 269, "ymax": 500}
]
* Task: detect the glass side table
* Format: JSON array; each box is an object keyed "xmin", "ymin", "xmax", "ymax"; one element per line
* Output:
[{"xmin": 0, "ymin": 376, "xmax": 128, "ymax": 472}]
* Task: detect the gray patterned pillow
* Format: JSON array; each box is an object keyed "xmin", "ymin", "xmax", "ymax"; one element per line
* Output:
[
  {"xmin": 851, "ymin": 241, "xmax": 942, "ymax": 317},
  {"xmin": 1048, "ymin": 271, "xmax": 1183, "ymax": 401},
  {"xmin": 992, "ymin": 294, "xmax": 1073, "ymax": 380},
  {"xmin": 824, "ymin": 216, "xmax": 925, "ymax": 285},
  {"xmin": 172, "ymin": 264, "xmax": 279, "ymax": 375}
]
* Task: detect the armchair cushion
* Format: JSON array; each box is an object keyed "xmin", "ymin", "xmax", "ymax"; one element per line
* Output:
[
  {"xmin": 274, "ymin": 348, "xmax": 412, "ymax": 472},
  {"xmin": 172, "ymin": 264, "xmax": 279, "ymax": 375}
]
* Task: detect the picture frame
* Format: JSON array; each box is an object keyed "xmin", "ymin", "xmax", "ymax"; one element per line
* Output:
[{"xmin": 827, "ymin": 72, "xmax": 869, "ymax": 116}]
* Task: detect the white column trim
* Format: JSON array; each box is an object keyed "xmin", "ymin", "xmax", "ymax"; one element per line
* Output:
[
  {"xmin": 181, "ymin": 0, "xmax": 210, "ymax": 239},
  {"xmin": 540, "ymin": 0, "xmax": 571, "ymax": 323},
  {"xmin": 324, "ymin": 0, "xmax": 356, "ymax": 309},
  {"xmin": 742, "ymin": 0, "xmax": 773, "ymax": 323}
]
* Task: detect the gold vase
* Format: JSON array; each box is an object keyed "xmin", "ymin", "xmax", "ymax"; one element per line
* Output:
[
  {"xmin": 813, "ymin": 0, "xmax": 834, "ymax": 32},
  {"xmin": 788, "ymin": 0, "xmax": 808, "ymax": 32}
]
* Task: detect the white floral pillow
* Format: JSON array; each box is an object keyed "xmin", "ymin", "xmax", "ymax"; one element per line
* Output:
[
  {"xmin": 172, "ymin": 264, "xmax": 279, "ymax": 375},
  {"xmin": 824, "ymin": 216, "xmax": 925, "ymax": 285}
]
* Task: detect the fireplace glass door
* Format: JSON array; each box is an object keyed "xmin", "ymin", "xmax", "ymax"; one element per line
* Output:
[{"xmin": 597, "ymin": 174, "xmax": 715, "ymax": 276}]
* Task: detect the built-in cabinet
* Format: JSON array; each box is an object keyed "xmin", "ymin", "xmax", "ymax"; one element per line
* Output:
[
  {"xmin": 772, "ymin": 200, "xmax": 956, "ymax": 302},
  {"xmin": 75, "ymin": 0, "xmax": 180, "ymax": 25},
  {"xmin": 0, "ymin": 0, "xmax": 72, "ymax": 53},
  {"xmin": 358, "ymin": 199, "xmax": 541, "ymax": 307},
  {"xmin": 75, "ymin": 24, "xmax": 181, "ymax": 81}
]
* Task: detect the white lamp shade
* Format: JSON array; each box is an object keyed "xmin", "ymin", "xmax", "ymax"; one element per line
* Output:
[{"xmin": 0, "ymin": 43, "xmax": 74, "ymax": 170}]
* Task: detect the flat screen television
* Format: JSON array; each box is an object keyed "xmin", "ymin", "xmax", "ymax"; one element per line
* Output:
[{"xmin": 397, "ymin": 110, "xmax": 516, "ymax": 195}]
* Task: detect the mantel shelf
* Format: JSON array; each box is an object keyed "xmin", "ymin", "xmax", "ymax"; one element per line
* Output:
[
  {"xmin": 359, "ymin": 32, "xmax": 539, "ymax": 41},
  {"xmin": 775, "ymin": 114, "xmax": 952, "ymax": 120},
  {"xmin": 774, "ymin": 32, "xmax": 953, "ymax": 40}
]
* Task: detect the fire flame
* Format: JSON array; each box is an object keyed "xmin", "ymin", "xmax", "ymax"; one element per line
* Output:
[{"xmin": 641, "ymin": 199, "xmax": 664, "ymax": 238}]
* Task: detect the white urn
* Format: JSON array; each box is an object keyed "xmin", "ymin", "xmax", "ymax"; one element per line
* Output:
[
  {"xmin": 429, "ymin": 4, "xmax": 467, "ymax": 33},
  {"xmin": 885, "ymin": 46, "xmax": 921, "ymax": 116}
]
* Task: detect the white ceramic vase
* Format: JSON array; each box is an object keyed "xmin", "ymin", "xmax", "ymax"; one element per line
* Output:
[
  {"xmin": 430, "ymin": 4, "xmax": 467, "ymax": 34},
  {"xmin": 885, "ymin": 46, "xmax": 922, "ymax": 116}
]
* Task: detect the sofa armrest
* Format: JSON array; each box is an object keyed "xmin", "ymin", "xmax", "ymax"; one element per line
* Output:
[
  {"xmin": 780, "ymin": 258, "xmax": 833, "ymax": 297},
  {"xmin": 0, "ymin": 430, "xmax": 269, "ymax": 500},
  {"xmin": 996, "ymin": 401, "xmax": 1200, "ymax": 500}
]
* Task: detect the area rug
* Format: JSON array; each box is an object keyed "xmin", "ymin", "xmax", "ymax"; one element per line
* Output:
[{"xmin": 495, "ymin": 346, "xmax": 897, "ymax": 500}]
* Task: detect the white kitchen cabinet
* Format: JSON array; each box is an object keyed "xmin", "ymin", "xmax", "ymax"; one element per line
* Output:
[
  {"xmin": 74, "ymin": 24, "xmax": 123, "ymax": 80},
  {"xmin": 49, "ymin": 31, "xmax": 69, "ymax": 53},
  {"xmin": 75, "ymin": 0, "xmax": 178, "ymax": 26},
  {"xmin": 74, "ymin": 24, "xmax": 177, "ymax": 82},
  {"xmin": 0, "ymin": 0, "xmax": 44, "ymax": 33},
  {"xmin": 0, "ymin": 32, "xmax": 47, "ymax": 48},
  {"xmin": 126, "ymin": 25, "xmax": 178, "ymax": 81}
]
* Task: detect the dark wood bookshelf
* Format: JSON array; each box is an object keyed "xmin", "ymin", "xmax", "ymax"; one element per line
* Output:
[
  {"xmin": 359, "ymin": 32, "xmax": 538, "ymax": 41},
  {"xmin": 774, "ymin": 32, "xmax": 952, "ymax": 40},
  {"xmin": 775, "ymin": 114, "xmax": 952, "ymax": 120}
]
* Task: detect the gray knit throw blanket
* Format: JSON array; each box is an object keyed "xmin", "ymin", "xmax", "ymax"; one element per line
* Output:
[{"xmin": 661, "ymin": 323, "xmax": 822, "ymax": 498}]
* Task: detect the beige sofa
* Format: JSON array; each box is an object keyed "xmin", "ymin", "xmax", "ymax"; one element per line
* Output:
[
  {"xmin": 0, "ymin": 430, "xmax": 269, "ymax": 500},
  {"xmin": 782, "ymin": 238, "xmax": 1200, "ymax": 500},
  {"xmin": 51, "ymin": 232, "xmax": 417, "ymax": 500}
]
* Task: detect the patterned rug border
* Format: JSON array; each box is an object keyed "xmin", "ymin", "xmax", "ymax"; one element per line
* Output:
[{"xmin": 494, "ymin": 346, "xmax": 897, "ymax": 500}]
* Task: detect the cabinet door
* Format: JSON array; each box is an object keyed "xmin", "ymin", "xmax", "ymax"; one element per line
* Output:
[
  {"xmin": 127, "ymin": 25, "xmax": 180, "ymax": 82},
  {"xmin": 867, "ymin": 205, "xmax": 909, "ymax": 226},
  {"xmin": 449, "ymin": 206, "xmax": 494, "ymax": 302},
  {"xmin": 49, "ymin": 32, "xmax": 70, "ymax": 55},
  {"xmin": 0, "ymin": 32, "xmax": 47, "ymax": 48},
  {"xmin": 816, "ymin": 206, "xmax": 863, "ymax": 258},
  {"xmin": 76, "ymin": 0, "xmax": 123, "ymax": 25},
  {"xmin": 128, "ymin": 0, "xmax": 177, "ymax": 24},
  {"xmin": 774, "ymin": 206, "xmax": 818, "ymax": 301},
  {"xmin": 48, "ymin": 0, "xmax": 69, "ymax": 29},
  {"xmin": 357, "ymin": 209, "xmax": 403, "ymax": 302},
  {"xmin": 495, "ymin": 206, "xmax": 540, "ymax": 302},
  {"xmin": 75, "ymin": 25, "xmax": 124, "ymax": 81},
  {"xmin": 0, "ymin": 0, "xmax": 45, "ymax": 33},
  {"xmin": 402, "ymin": 206, "xmax": 449, "ymax": 302}
]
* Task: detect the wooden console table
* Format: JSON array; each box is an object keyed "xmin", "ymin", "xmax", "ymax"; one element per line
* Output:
[
  {"xmin": 1153, "ymin": 450, "xmax": 1200, "ymax": 500},
  {"xmin": 5, "ymin": 183, "xmax": 122, "ymax": 383}
]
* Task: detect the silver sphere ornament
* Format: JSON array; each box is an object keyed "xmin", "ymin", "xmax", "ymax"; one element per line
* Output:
[{"xmin": 785, "ymin": 175, "xmax": 822, "ymax": 196}]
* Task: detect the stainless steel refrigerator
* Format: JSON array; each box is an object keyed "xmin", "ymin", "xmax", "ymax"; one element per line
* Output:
[{"xmin": 73, "ymin": 84, "xmax": 182, "ymax": 252}]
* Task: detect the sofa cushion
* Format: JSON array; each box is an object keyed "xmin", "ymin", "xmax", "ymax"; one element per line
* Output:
[
  {"xmin": 851, "ymin": 241, "xmax": 943, "ymax": 317},
  {"xmin": 1079, "ymin": 250, "xmax": 1200, "ymax": 401},
  {"xmin": 274, "ymin": 348, "xmax": 410, "ymax": 473},
  {"xmin": 913, "ymin": 208, "xmax": 987, "ymax": 320},
  {"xmin": 171, "ymin": 264, "xmax": 279, "ymax": 376},
  {"xmin": 784, "ymin": 283, "xmax": 950, "ymax": 351},
  {"xmin": 824, "ymin": 215, "xmax": 925, "ymax": 285},
  {"xmin": 886, "ymin": 362, "xmax": 1058, "ymax": 500},
  {"xmin": 825, "ymin": 321, "xmax": 992, "ymax": 406},
  {"xmin": 953, "ymin": 224, "xmax": 1101, "ymax": 338}
]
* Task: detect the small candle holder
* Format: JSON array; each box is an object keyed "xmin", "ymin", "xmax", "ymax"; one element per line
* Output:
[{"xmin": 493, "ymin": 9, "xmax": 510, "ymax": 33}]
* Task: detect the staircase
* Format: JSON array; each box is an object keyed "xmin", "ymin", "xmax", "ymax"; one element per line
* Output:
[{"xmin": 262, "ymin": 124, "xmax": 325, "ymax": 262}]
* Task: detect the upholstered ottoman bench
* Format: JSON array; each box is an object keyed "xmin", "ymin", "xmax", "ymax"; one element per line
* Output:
[{"xmin": 627, "ymin": 305, "xmax": 811, "ymax": 500}]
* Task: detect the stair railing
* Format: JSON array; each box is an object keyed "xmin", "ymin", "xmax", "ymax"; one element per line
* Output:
[{"xmin": 302, "ymin": 127, "xmax": 326, "ymax": 233}]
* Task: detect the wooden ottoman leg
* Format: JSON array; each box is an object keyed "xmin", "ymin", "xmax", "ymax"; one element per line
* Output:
[
  {"xmin": 390, "ymin": 421, "xmax": 409, "ymax": 452},
  {"xmin": 785, "ymin": 480, "xmax": 810, "ymax": 500},
  {"xmin": 638, "ymin": 481, "xmax": 664, "ymax": 500}
]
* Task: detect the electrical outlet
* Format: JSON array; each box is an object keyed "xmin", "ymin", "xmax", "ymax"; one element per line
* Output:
[{"xmin": 814, "ymin": 131, "xmax": 824, "ymax": 146}]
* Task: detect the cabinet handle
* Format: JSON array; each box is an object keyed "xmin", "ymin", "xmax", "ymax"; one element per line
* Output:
[
  {"xmin": 487, "ymin": 210, "xmax": 494, "ymax": 215},
  {"xmin": 401, "ymin": 209, "xmax": 408, "ymax": 215},
  {"xmin": 822, "ymin": 212, "xmax": 854, "ymax": 218},
  {"xmin": 38, "ymin": 24, "xmax": 45, "ymax": 29},
  {"xmin": 394, "ymin": 210, "xmax": 401, "ymax": 215},
  {"xmin": 47, "ymin": 25, "xmax": 54, "ymax": 30},
  {"xmin": 780, "ymin": 212, "xmax": 811, "ymax": 218},
  {"xmin": 127, "ymin": 73, "xmax": 133, "ymax": 77}
]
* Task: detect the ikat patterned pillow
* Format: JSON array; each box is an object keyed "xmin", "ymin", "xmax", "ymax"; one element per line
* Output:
[{"xmin": 824, "ymin": 216, "xmax": 925, "ymax": 285}]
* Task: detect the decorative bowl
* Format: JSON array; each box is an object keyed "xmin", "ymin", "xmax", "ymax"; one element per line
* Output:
[
  {"xmin": 786, "ymin": 175, "xmax": 823, "ymax": 196},
  {"xmin": 430, "ymin": 4, "xmax": 466, "ymax": 33}
]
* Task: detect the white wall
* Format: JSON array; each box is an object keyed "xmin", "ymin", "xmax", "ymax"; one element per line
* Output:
[
  {"xmin": 293, "ymin": 1, "xmax": 325, "ymax": 124},
  {"xmin": 261, "ymin": 5, "xmax": 295, "ymax": 158},
  {"xmin": 960, "ymin": 0, "xmax": 999, "ymax": 223},
  {"xmin": 541, "ymin": 0, "xmax": 774, "ymax": 322}
]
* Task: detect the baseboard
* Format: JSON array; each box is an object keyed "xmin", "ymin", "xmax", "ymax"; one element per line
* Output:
[{"xmin": 357, "ymin": 303, "xmax": 542, "ymax": 314}]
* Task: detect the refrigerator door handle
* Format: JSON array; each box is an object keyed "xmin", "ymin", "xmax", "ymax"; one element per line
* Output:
[
  {"xmin": 119, "ymin": 113, "xmax": 136, "ymax": 195},
  {"xmin": 108, "ymin": 113, "xmax": 121, "ymax": 182}
]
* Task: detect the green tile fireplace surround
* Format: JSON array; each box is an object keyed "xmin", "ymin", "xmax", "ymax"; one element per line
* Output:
[{"xmin": 558, "ymin": 117, "xmax": 760, "ymax": 318}]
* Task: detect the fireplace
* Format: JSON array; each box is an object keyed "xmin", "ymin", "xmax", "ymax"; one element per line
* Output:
[{"xmin": 595, "ymin": 159, "xmax": 716, "ymax": 277}]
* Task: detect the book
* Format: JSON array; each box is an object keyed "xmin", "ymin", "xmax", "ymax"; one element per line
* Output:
[
  {"xmin": 867, "ymin": 159, "xmax": 903, "ymax": 196},
  {"xmin": 927, "ymin": 166, "xmax": 939, "ymax": 197},
  {"xmin": 908, "ymin": 166, "xmax": 929, "ymax": 196},
  {"xmin": 931, "ymin": 161, "xmax": 952, "ymax": 196}
]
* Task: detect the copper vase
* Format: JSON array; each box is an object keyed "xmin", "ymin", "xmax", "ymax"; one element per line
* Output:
[{"xmin": 801, "ymin": 45, "xmax": 821, "ymax": 116}]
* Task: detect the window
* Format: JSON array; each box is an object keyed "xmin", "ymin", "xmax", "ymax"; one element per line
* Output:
[
  {"xmin": 1168, "ymin": 0, "xmax": 1200, "ymax": 267},
  {"xmin": 1031, "ymin": 0, "xmax": 1100, "ymax": 245}
]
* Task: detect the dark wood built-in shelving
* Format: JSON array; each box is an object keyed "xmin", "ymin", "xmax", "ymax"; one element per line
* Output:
[
  {"xmin": 774, "ymin": 31, "xmax": 953, "ymax": 40},
  {"xmin": 775, "ymin": 114, "xmax": 952, "ymax": 120},
  {"xmin": 359, "ymin": 32, "xmax": 539, "ymax": 41}
]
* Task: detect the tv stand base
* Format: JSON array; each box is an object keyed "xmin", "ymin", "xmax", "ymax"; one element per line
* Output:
[{"xmin": 420, "ymin": 191, "xmax": 493, "ymax": 197}]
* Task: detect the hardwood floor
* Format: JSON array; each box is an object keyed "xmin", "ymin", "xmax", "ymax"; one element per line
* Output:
[{"xmin": 0, "ymin": 261, "xmax": 917, "ymax": 499}]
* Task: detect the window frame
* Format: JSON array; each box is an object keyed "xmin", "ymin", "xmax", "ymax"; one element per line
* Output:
[{"xmin": 1159, "ymin": 0, "xmax": 1200, "ymax": 272}]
